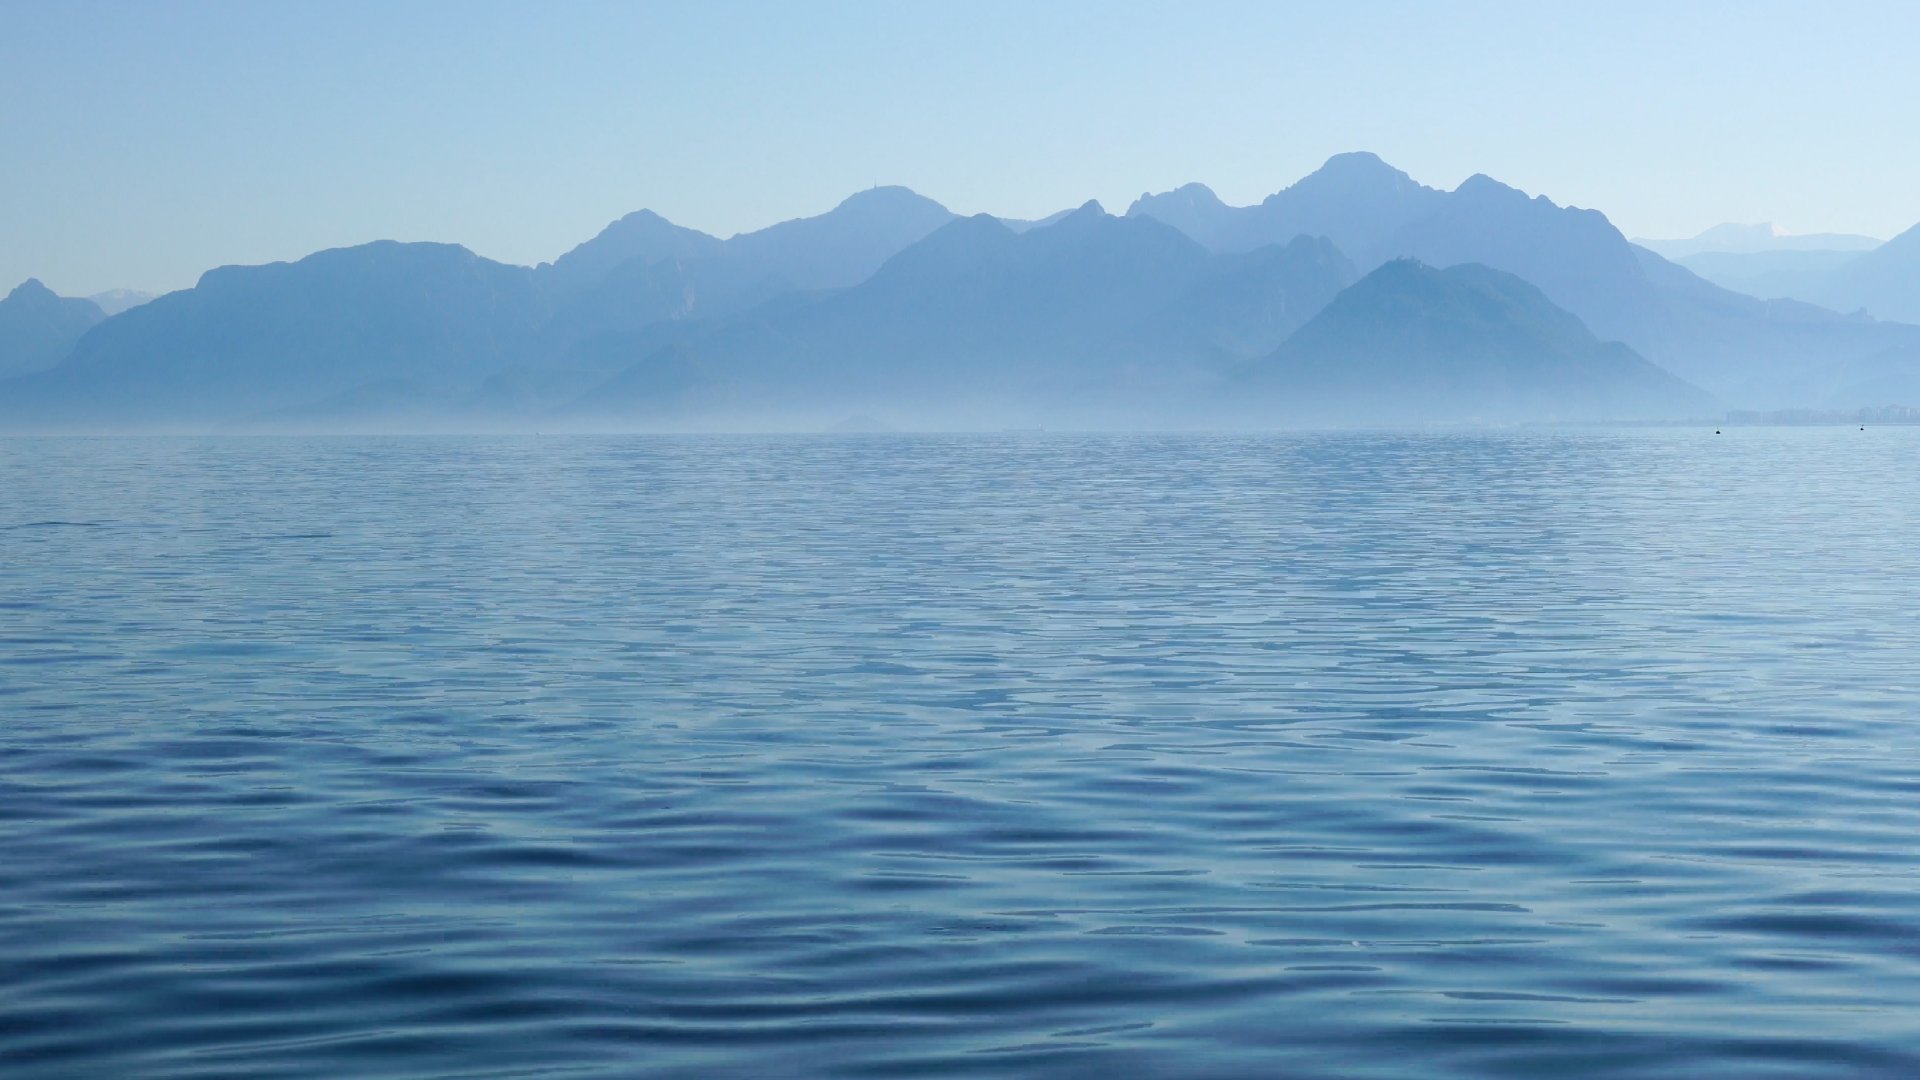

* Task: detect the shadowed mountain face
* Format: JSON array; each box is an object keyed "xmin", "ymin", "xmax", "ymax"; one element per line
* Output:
[
  {"xmin": 0, "ymin": 280, "xmax": 105, "ymax": 378},
  {"xmin": 1238, "ymin": 260, "xmax": 1715, "ymax": 424}
]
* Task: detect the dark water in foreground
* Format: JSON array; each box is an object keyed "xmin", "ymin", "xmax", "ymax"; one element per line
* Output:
[{"xmin": 3, "ymin": 431, "xmax": 1919, "ymax": 1079}]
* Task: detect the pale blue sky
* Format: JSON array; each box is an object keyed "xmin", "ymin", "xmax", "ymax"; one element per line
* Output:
[{"xmin": 5, "ymin": 0, "xmax": 1917, "ymax": 296}]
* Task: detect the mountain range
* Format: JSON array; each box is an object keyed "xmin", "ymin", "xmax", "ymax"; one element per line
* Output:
[
  {"xmin": 1632, "ymin": 221, "xmax": 1920, "ymax": 325},
  {"xmin": 1123, "ymin": 156, "xmax": 1920, "ymax": 406},
  {"xmin": 5, "ymin": 154, "xmax": 1919, "ymax": 431},
  {"xmin": 1636, "ymin": 223, "xmax": 1882, "ymax": 260}
]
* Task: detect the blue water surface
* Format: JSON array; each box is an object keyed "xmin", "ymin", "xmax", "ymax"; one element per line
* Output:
[{"xmin": 3, "ymin": 430, "xmax": 1918, "ymax": 1078}]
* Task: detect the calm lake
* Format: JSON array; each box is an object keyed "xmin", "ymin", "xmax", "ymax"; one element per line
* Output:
[{"xmin": 3, "ymin": 430, "xmax": 1919, "ymax": 1078}]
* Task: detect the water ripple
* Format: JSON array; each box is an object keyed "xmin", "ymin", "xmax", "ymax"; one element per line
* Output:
[{"xmin": 2, "ymin": 429, "xmax": 1919, "ymax": 1078}]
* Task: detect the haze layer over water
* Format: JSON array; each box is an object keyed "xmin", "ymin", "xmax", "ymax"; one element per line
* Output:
[{"xmin": 3, "ymin": 431, "xmax": 1918, "ymax": 1078}]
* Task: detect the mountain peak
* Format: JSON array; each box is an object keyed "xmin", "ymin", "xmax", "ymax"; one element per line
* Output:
[
  {"xmin": 0, "ymin": 278, "xmax": 111, "ymax": 380},
  {"xmin": 613, "ymin": 208, "xmax": 671, "ymax": 226},
  {"xmin": 1035, "ymin": 201, "xmax": 1115, "ymax": 236},
  {"xmin": 1260, "ymin": 151, "xmax": 1434, "ymax": 215},
  {"xmin": 1294, "ymin": 151, "xmax": 1414, "ymax": 191},
  {"xmin": 6, "ymin": 278, "xmax": 56, "ymax": 302},
  {"xmin": 1126, "ymin": 182, "xmax": 1224, "ymax": 219},
  {"xmin": 1454, "ymin": 173, "xmax": 1529, "ymax": 200},
  {"xmin": 592, "ymin": 209, "xmax": 710, "ymax": 244},
  {"xmin": 544, "ymin": 208, "xmax": 723, "ymax": 291},
  {"xmin": 830, "ymin": 185, "xmax": 947, "ymax": 215},
  {"xmin": 717, "ymin": 186, "xmax": 957, "ymax": 290},
  {"xmin": 1320, "ymin": 150, "xmax": 1390, "ymax": 171}
]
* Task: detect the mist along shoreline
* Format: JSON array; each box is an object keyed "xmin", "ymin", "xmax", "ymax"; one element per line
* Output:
[{"xmin": 5, "ymin": 413, "xmax": 1919, "ymax": 439}]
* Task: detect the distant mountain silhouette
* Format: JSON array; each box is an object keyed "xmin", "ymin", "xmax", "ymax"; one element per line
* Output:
[
  {"xmin": 1124, "ymin": 183, "xmax": 1241, "ymax": 249},
  {"xmin": 7, "ymin": 159, "xmax": 1917, "ymax": 431},
  {"xmin": 1136, "ymin": 160, "xmax": 1660, "ymax": 348},
  {"xmin": 86, "ymin": 288, "xmax": 157, "ymax": 316},
  {"xmin": 1819, "ymin": 221, "xmax": 1920, "ymax": 324},
  {"xmin": 1133, "ymin": 155, "xmax": 1920, "ymax": 406},
  {"xmin": 1665, "ymin": 250, "xmax": 1863, "ymax": 305},
  {"xmin": 998, "ymin": 207, "xmax": 1080, "ymax": 233},
  {"xmin": 1247, "ymin": 152, "xmax": 1447, "ymax": 260},
  {"xmin": 1627, "ymin": 221, "xmax": 1920, "ymax": 329},
  {"xmin": 530, "ymin": 187, "xmax": 960, "ymax": 340},
  {"xmin": 1635, "ymin": 223, "xmax": 1881, "ymax": 260},
  {"xmin": 1384, "ymin": 173, "xmax": 1653, "ymax": 345},
  {"xmin": 725, "ymin": 186, "xmax": 956, "ymax": 289},
  {"xmin": 541, "ymin": 186, "xmax": 959, "ymax": 304},
  {"xmin": 1237, "ymin": 260, "xmax": 1714, "ymax": 423},
  {"xmin": 560, "ymin": 205, "xmax": 1355, "ymax": 427},
  {"xmin": 539, "ymin": 210, "xmax": 725, "ymax": 293},
  {"xmin": 0, "ymin": 279, "xmax": 105, "ymax": 378},
  {"xmin": 1632, "ymin": 223, "xmax": 1884, "ymax": 308},
  {"xmin": 7, "ymin": 242, "xmax": 547, "ymax": 424},
  {"xmin": 1127, "ymin": 153, "xmax": 1443, "ymax": 259}
]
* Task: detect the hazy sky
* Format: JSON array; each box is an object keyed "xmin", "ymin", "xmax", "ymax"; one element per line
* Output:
[{"xmin": 5, "ymin": 0, "xmax": 1917, "ymax": 296}]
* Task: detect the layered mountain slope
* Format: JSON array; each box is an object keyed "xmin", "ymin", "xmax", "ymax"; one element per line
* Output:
[
  {"xmin": 1668, "ymin": 250, "xmax": 1864, "ymax": 304},
  {"xmin": 1634, "ymin": 224, "xmax": 1885, "ymax": 308},
  {"xmin": 1123, "ymin": 183, "xmax": 1242, "ymax": 250},
  {"xmin": 1237, "ymin": 260, "xmax": 1714, "ymax": 424},
  {"xmin": 1126, "ymin": 153, "xmax": 1443, "ymax": 259},
  {"xmin": 724, "ymin": 186, "xmax": 956, "ymax": 290},
  {"xmin": 0, "ymin": 280, "xmax": 105, "ymax": 378},
  {"xmin": 86, "ymin": 289, "xmax": 157, "ymax": 316},
  {"xmin": 1384, "ymin": 174, "xmax": 1655, "ymax": 344},
  {"xmin": 1636, "ymin": 223, "xmax": 1881, "ymax": 260},
  {"xmin": 8, "ymin": 160, "xmax": 1914, "ymax": 431},
  {"xmin": 6, "ymin": 242, "xmax": 548, "ymax": 424},
  {"xmin": 562, "ymin": 206, "xmax": 1356, "ymax": 425},
  {"xmin": 1820, "ymin": 221, "xmax": 1920, "ymax": 324},
  {"xmin": 1243, "ymin": 152, "xmax": 1446, "ymax": 260},
  {"xmin": 1132, "ymin": 155, "xmax": 1920, "ymax": 406},
  {"xmin": 0, "ymin": 189, "xmax": 966, "ymax": 428},
  {"xmin": 545, "ymin": 187, "xmax": 957, "ymax": 295},
  {"xmin": 539, "ymin": 210, "xmax": 726, "ymax": 293},
  {"xmin": 529, "ymin": 187, "xmax": 962, "ymax": 345}
]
